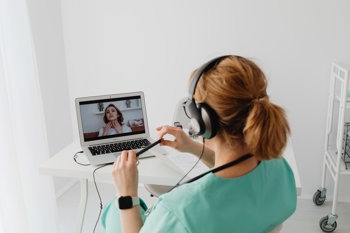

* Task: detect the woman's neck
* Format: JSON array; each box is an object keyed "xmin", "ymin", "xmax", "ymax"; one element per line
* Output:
[{"xmin": 213, "ymin": 141, "xmax": 259, "ymax": 178}]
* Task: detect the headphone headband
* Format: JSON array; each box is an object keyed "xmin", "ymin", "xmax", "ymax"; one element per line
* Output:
[{"xmin": 188, "ymin": 55, "xmax": 230, "ymax": 97}]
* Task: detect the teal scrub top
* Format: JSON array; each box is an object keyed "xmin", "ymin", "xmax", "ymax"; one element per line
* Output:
[{"xmin": 101, "ymin": 158, "xmax": 297, "ymax": 233}]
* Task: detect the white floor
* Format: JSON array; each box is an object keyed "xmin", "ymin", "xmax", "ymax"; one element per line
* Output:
[{"xmin": 57, "ymin": 181, "xmax": 350, "ymax": 233}]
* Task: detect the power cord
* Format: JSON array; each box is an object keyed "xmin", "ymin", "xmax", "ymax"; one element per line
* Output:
[
  {"xmin": 73, "ymin": 151, "xmax": 90, "ymax": 166},
  {"xmin": 72, "ymin": 151, "xmax": 109, "ymax": 233},
  {"xmin": 92, "ymin": 164, "xmax": 109, "ymax": 233}
]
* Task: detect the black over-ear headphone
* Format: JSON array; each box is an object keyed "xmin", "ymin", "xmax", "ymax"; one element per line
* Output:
[{"xmin": 183, "ymin": 55, "xmax": 230, "ymax": 139}]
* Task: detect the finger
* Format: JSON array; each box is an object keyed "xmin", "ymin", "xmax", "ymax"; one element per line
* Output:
[
  {"xmin": 113, "ymin": 156, "xmax": 119, "ymax": 168},
  {"xmin": 127, "ymin": 150, "xmax": 137, "ymax": 164},
  {"xmin": 119, "ymin": 151, "xmax": 128, "ymax": 167},
  {"xmin": 156, "ymin": 126, "xmax": 165, "ymax": 139},
  {"xmin": 156, "ymin": 125, "xmax": 178, "ymax": 132},
  {"xmin": 155, "ymin": 126, "xmax": 164, "ymax": 131},
  {"xmin": 156, "ymin": 125, "xmax": 179, "ymax": 139},
  {"xmin": 112, "ymin": 156, "xmax": 120, "ymax": 175},
  {"xmin": 161, "ymin": 139, "xmax": 177, "ymax": 148}
]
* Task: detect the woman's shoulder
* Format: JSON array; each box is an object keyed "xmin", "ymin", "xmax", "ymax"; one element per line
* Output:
[
  {"xmin": 262, "ymin": 157, "xmax": 294, "ymax": 175},
  {"xmin": 260, "ymin": 158, "xmax": 297, "ymax": 195},
  {"xmin": 98, "ymin": 127, "xmax": 104, "ymax": 136},
  {"xmin": 122, "ymin": 125, "xmax": 132, "ymax": 132},
  {"xmin": 157, "ymin": 174, "xmax": 215, "ymax": 208}
]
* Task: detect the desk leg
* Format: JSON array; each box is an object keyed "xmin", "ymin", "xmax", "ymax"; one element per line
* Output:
[{"xmin": 75, "ymin": 179, "xmax": 88, "ymax": 233}]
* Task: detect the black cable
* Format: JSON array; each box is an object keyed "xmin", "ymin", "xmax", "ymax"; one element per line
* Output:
[
  {"xmin": 184, "ymin": 153, "xmax": 253, "ymax": 184},
  {"xmin": 167, "ymin": 137, "xmax": 206, "ymax": 193},
  {"xmin": 92, "ymin": 164, "xmax": 109, "ymax": 233},
  {"xmin": 73, "ymin": 151, "xmax": 91, "ymax": 166},
  {"xmin": 72, "ymin": 151, "xmax": 107, "ymax": 232}
]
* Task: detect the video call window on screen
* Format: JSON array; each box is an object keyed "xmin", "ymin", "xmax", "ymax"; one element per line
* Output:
[{"xmin": 79, "ymin": 96, "xmax": 145, "ymax": 142}]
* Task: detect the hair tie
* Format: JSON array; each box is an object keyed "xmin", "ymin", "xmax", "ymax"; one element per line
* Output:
[{"xmin": 252, "ymin": 95, "xmax": 268, "ymax": 103}]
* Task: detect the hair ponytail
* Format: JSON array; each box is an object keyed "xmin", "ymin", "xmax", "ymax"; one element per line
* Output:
[{"xmin": 243, "ymin": 98, "xmax": 290, "ymax": 160}]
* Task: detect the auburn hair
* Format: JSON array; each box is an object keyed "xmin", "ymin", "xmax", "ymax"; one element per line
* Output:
[{"xmin": 193, "ymin": 55, "xmax": 290, "ymax": 160}]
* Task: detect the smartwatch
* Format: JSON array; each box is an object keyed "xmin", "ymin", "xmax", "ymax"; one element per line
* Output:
[{"xmin": 117, "ymin": 196, "xmax": 140, "ymax": 210}]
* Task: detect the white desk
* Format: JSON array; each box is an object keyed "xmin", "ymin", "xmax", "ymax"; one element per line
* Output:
[{"xmin": 39, "ymin": 138, "xmax": 301, "ymax": 233}]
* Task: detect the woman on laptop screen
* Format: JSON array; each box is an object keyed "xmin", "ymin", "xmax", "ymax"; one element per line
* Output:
[
  {"xmin": 98, "ymin": 104, "xmax": 132, "ymax": 136},
  {"xmin": 101, "ymin": 55, "xmax": 297, "ymax": 233}
]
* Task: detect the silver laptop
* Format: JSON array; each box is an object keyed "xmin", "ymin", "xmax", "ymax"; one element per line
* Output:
[{"xmin": 75, "ymin": 91, "xmax": 158, "ymax": 166}]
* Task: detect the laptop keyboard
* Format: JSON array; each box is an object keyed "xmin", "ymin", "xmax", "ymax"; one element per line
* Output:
[{"xmin": 88, "ymin": 139, "xmax": 151, "ymax": 156}]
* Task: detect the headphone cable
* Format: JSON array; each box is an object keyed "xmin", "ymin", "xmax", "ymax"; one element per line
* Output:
[{"xmin": 167, "ymin": 137, "xmax": 205, "ymax": 193}]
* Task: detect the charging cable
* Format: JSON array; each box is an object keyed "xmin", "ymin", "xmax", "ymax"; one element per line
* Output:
[
  {"xmin": 92, "ymin": 164, "xmax": 109, "ymax": 233},
  {"xmin": 73, "ymin": 151, "xmax": 90, "ymax": 166},
  {"xmin": 72, "ymin": 151, "xmax": 107, "ymax": 233}
]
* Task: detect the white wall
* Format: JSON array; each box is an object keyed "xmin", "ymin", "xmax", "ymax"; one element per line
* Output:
[{"xmin": 57, "ymin": 0, "xmax": 350, "ymax": 201}]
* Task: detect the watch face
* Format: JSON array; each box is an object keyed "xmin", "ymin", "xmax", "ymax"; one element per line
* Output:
[{"xmin": 118, "ymin": 196, "xmax": 133, "ymax": 210}]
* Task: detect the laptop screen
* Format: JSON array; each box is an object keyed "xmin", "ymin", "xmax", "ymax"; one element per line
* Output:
[{"xmin": 78, "ymin": 95, "xmax": 146, "ymax": 142}]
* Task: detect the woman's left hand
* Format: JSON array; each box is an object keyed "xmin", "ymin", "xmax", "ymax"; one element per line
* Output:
[{"xmin": 112, "ymin": 150, "xmax": 139, "ymax": 196}]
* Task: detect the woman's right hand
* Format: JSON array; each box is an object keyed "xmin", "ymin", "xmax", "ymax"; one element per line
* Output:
[
  {"xmin": 156, "ymin": 125, "xmax": 197, "ymax": 154},
  {"xmin": 157, "ymin": 125, "xmax": 215, "ymax": 167}
]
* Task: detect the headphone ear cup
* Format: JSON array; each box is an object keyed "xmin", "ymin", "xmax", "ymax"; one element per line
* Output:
[
  {"xmin": 189, "ymin": 117, "xmax": 202, "ymax": 136},
  {"xmin": 198, "ymin": 103, "xmax": 218, "ymax": 139},
  {"xmin": 184, "ymin": 99, "xmax": 205, "ymax": 136}
]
